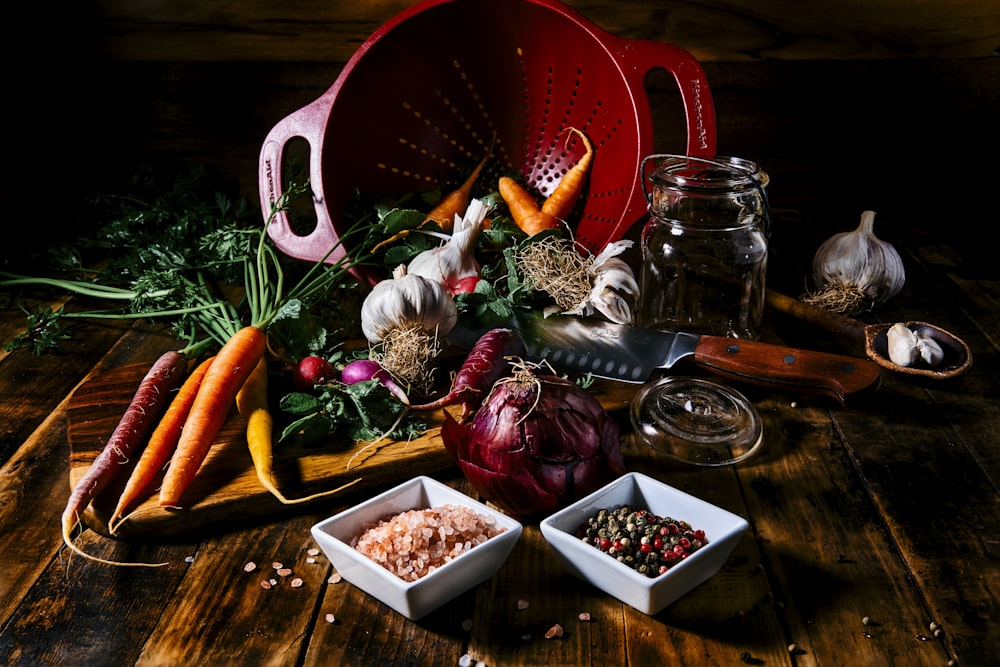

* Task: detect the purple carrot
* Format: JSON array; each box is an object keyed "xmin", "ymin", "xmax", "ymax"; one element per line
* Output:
[
  {"xmin": 61, "ymin": 350, "xmax": 187, "ymax": 566},
  {"xmin": 411, "ymin": 328, "xmax": 525, "ymax": 421}
]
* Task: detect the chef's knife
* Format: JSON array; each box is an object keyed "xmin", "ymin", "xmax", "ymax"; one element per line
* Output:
[{"xmin": 448, "ymin": 311, "xmax": 881, "ymax": 404}]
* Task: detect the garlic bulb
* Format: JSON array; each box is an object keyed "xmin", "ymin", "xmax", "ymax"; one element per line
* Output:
[
  {"xmin": 806, "ymin": 210, "xmax": 905, "ymax": 315},
  {"xmin": 564, "ymin": 240, "xmax": 639, "ymax": 324},
  {"xmin": 408, "ymin": 199, "xmax": 487, "ymax": 295},
  {"xmin": 360, "ymin": 264, "xmax": 458, "ymax": 343},
  {"xmin": 887, "ymin": 323, "xmax": 945, "ymax": 368}
]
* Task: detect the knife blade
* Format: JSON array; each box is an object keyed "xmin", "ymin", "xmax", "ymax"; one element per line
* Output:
[{"xmin": 448, "ymin": 311, "xmax": 881, "ymax": 404}]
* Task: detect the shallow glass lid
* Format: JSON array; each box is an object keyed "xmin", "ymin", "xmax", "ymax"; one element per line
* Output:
[{"xmin": 630, "ymin": 376, "xmax": 763, "ymax": 467}]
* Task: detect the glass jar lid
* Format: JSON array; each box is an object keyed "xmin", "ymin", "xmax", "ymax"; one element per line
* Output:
[{"xmin": 630, "ymin": 376, "xmax": 763, "ymax": 466}]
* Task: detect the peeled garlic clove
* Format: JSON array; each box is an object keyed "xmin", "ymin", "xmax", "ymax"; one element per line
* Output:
[
  {"xmin": 915, "ymin": 329, "xmax": 945, "ymax": 367},
  {"xmin": 887, "ymin": 322, "xmax": 920, "ymax": 367}
]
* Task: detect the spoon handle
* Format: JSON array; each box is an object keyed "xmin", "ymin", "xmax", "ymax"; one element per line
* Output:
[{"xmin": 765, "ymin": 289, "xmax": 867, "ymax": 346}]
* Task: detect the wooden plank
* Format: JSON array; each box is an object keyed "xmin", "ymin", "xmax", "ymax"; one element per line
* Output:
[
  {"xmin": 67, "ymin": 358, "xmax": 639, "ymax": 540},
  {"xmin": 82, "ymin": 0, "xmax": 999, "ymax": 62}
]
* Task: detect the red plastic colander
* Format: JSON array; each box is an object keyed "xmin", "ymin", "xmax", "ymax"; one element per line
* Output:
[{"xmin": 258, "ymin": 0, "xmax": 717, "ymax": 283}]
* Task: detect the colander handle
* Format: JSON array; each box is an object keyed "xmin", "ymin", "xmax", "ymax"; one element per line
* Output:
[
  {"xmin": 613, "ymin": 39, "xmax": 717, "ymax": 158},
  {"xmin": 258, "ymin": 89, "xmax": 357, "ymax": 276}
]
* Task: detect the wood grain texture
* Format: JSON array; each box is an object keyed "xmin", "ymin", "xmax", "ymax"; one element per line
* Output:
[{"xmin": 66, "ymin": 359, "xmax": 638, "ymax": 540}]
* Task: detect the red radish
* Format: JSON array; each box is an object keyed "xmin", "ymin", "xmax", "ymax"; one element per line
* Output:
[
  {"xmin": 411, "ymin": 328, "xmax": 525, "ymax": 421},
  {"xmin": 293, "ymin": 356, "xmax": 338, "ymax": 391},
  {"xmin": 62, "ymin": 350, "xmax": 187, "ymax": 566},
  {"xmin": 449, "ymin": 275, "xmax": 481, "ymax": 295},
  {"xmin": 341, "ymin": 359, "xmax": 410, "ymax": 405}
]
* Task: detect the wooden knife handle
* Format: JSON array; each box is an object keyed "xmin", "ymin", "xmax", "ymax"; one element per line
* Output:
[{"xmin": 692, "ymin": 336, "xmax": 881, "ymax": 404}]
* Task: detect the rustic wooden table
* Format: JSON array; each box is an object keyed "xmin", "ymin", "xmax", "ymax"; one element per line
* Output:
[
  {"xmin": 1, "ymin": 0, "xmax": 998, "ymax": 663},
  {"xmin": 1, "ymin": 203, "xmax": 997, "ymax": 666}
]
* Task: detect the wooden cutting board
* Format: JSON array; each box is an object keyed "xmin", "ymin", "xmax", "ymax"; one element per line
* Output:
[{"xmin": 67, "ymin": 361, "xmax": 636, "ymax": 540}]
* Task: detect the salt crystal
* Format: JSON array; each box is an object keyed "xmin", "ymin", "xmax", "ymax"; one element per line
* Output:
[
  {"xmin": 325, "ymin": 613, "xmax": 336, "ymax": 623},
  {"xmin": 351, "ymin": 505, "xmax": 505, "ymax": 582},
  {"xmin": 243, "ymin": 561, "xmax": 257, "ymax": 573},
  {"xmin": 307, "ymin": 548, "xmax": 320, "ymax": 556},
  {"xmin": 277, "ymin": 568, "xmax": 292, "ymax": 577},
  {"xmin": 290, "ymin": 578, "xmax": 304, "ymax": 588},
  {"xmin": 517, "ymin": 600, "xmax": 529, "ymax": 610}
]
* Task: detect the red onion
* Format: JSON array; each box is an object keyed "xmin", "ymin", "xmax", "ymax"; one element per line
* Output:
[{"xmin": 441, "ymin": 365, "xmax": 626, "ymax": 519}]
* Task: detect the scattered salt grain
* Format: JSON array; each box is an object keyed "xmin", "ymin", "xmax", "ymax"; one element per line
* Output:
[
  {"xmin": 277, "ymin": 568, "xmax": 293, "ymax": 577},
  {"xmin": 517, "ymin": 599, "xmax": 529, "ymax": 610},
  {"xmin": 306, "ymin": 557, "xmax": 316, "ymax": 564},
  {"xmin": 272, "ymin": 562, "xmax": 284, "ymax": 570},
  {"xmin": 308, "ymin": 548, "xmax": 320, "ymax": 556},
  {"xmin": 328, "ymin": 573, "xmax": 343, "ymax": 584},
  {"xmin": 243, "ymin": 561, "xmax": 257, "ymax": 573},
  {"xmin": 351, "ymin": 504, "xmax": 506, "ymax": 582},
  {"xmin": 545, "ymin": 624, "xmax": 564, "ymax": 639},
  {"xmin": 184, "ymin": 556, "xmax": 195, "ymax": 563},
  {"xmin": 325, "ymin": 613, "xmax": 336, "ymax": 624},
  {"xmin": 260, "ymin": 580, "xmax": 272, "ymax": 590},
  {"xmin": 578, "ymin": 612, "xmax": 591, "ymax": 621},
  {"xmin": 290, "ymin": 578, "xmax": 304, "ymax": 588},
  {"xmin": 462, "ymin": 619, "xmax": 473, "ymax": 632}
]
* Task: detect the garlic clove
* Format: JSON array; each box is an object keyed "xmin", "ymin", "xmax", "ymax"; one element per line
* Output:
[
  {"xmin": 915, "ymin": 329, "xmax": 945, "ymax": 367},
  {"xmin": 887, "ymin": 322, "xmax": 920, "ymax": 367}
]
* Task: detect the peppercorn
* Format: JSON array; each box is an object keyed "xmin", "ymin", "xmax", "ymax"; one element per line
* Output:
[{"xmin": 575, "ymin": 504, "xmax": 709, "ymax": 578}]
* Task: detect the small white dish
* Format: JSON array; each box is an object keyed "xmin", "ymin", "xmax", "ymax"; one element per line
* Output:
[
  {"xmin": 540, "ymin": 472, "xmax": 748, "ymax": 615},
  {"xmin": 310, "ymin": 476, "xmax": 522, "ymax": 621}
]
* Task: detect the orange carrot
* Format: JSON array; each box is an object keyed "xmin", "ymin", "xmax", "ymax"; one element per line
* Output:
[
  {"xmin": 541, "ymin": 127, "xmax": 594, "ymax": 220},
  {"xmin": 423, "ymin": 139, "xmax": 493, "ymax": 233},
  {"xmin": 237, "ymin": 357, "xmax": 362, "ymax": 504},
  {"xmin": 498, "ymin": 176, "xmax": 560, "ymax": 236},
  {"xmin": 61, "ymin": 350, "xmax": 186, "ymax": 567},
  {"xmin": 158, "ymin": 326, "xmax": 267, "ymax": 508},
  {"xmin": 107, "ymin": 355, "xmax": 216, "ymax": 534}
]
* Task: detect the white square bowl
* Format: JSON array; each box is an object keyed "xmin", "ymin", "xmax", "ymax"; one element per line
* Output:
[
  {"xmin": 540, "ymin": 472, "xmax": 748, "ymax": 615},
  {"xmin": 310, "ymin": 476, "xmax": 522, "ymax": 621}
]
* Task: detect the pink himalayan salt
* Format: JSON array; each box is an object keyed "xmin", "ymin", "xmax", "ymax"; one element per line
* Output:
[{"xmin": 351, "ymin": 504, "xmax": 505, "ymax": 582}]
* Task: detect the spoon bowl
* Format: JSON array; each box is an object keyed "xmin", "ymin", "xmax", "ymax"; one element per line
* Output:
[{"xmin": 766, "ymin": 289, "xmax": 972, "ymax": 380}]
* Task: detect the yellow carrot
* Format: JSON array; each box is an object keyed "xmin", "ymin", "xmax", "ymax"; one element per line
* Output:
[{"xmin": 237, "ymin": 357, "xmax": 361, "ymax": 503}]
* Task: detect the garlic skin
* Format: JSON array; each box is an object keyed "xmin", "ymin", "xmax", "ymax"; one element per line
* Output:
[
  {"xmin": 360, "ymin": 264, "xmax": 458, "ymax": 343},
  {"xmin": 808, "ymin": 210, "xmax": 905, "ymax": 315},
  {"xmin": 887, "ymin": 322, "xmax": 945, "ymax": 368},
  {"xmin": 408, "ymin": 199, "xmax": 487, "ymax": 295},
  {"xmin": 563, "ymin": 240, "xmax": 639, "ymax": 324}
]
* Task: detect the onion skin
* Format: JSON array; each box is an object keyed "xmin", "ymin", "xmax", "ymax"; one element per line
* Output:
[{"xmin": 441, "ymin": 372, "xmax": 626, "ymax": 519}]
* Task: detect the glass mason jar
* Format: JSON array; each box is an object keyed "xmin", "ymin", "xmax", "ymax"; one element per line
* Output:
[{"xmin": 637, "ymin": 155, "xmax": 770, "ymax": 339}]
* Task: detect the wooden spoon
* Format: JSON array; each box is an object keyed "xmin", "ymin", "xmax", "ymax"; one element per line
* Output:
[{"xmin": 765, "ymin": 289, "xmax": 972, "ymax": 380}]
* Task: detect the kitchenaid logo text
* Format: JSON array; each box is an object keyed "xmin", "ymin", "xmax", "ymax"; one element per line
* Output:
[
  {"xmin": 690, "ymin": 78, "xmax": 710, "ymax": 152},
  {"xmin": 264, "ymin": 155, "xmax": 277, "ymax": 205}
]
